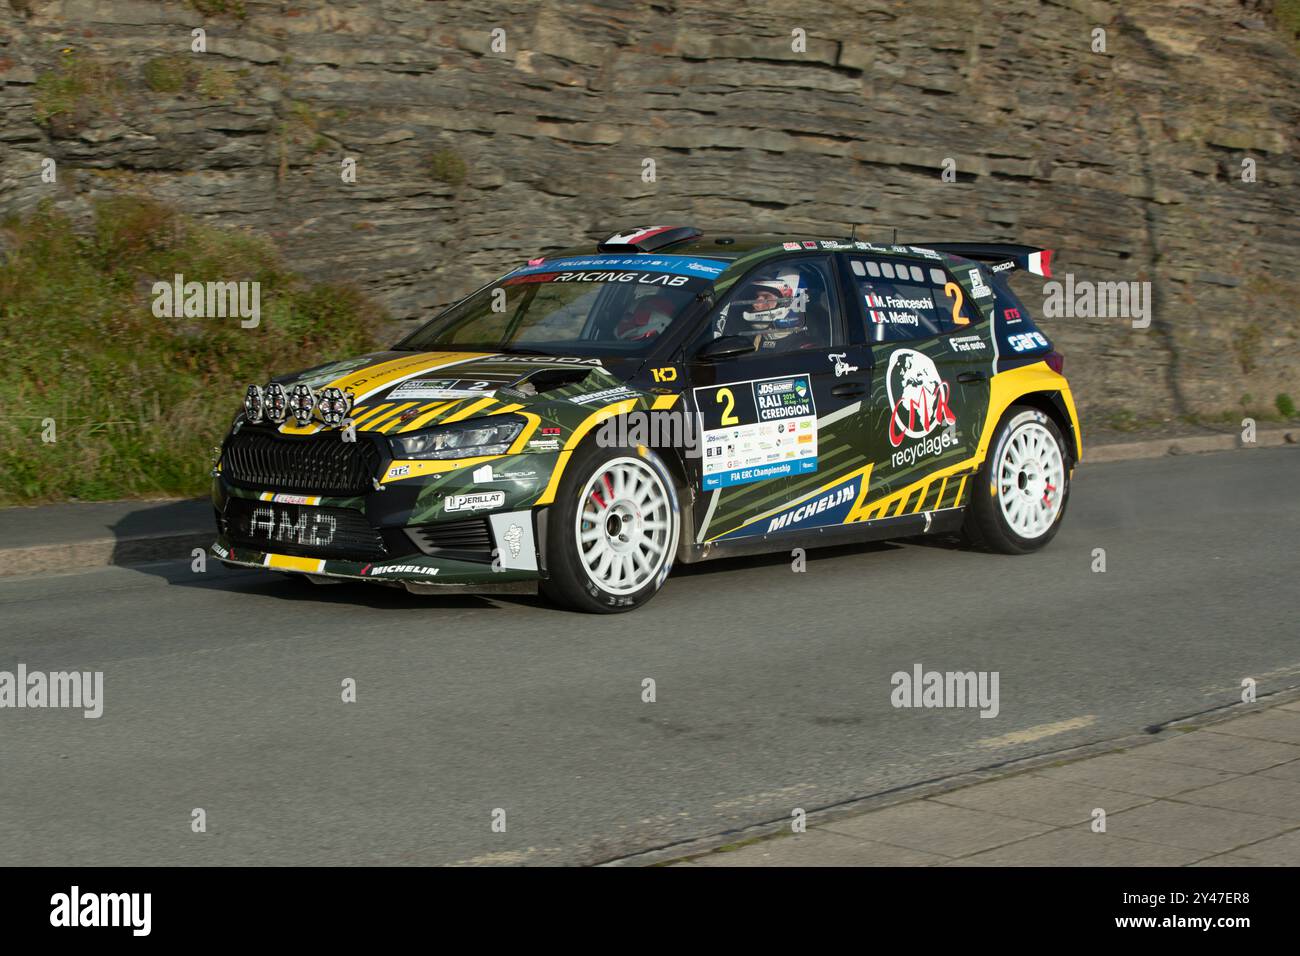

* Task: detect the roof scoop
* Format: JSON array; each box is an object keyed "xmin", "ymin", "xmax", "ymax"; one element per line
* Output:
[{"xmin": 598, "ymin": 226, "xmax": 700, "ymax": 253}]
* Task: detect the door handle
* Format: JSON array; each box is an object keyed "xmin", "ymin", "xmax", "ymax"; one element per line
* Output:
[
  {"xmin": 957, "ymin": 371, "xmax": 987, "ymax": 384},
  {"xmin": 831, "ymin": 381, "xmax": 867, "ymax": 398}
]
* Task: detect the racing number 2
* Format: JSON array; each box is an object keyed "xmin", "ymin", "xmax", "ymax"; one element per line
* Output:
[
  {"xmin": 943, "ymin": 282, "xmax": 970, "ymax": 327},
  {"xmin": 716, "ymin": 387, "xmax": 739, "ymax": 426}
]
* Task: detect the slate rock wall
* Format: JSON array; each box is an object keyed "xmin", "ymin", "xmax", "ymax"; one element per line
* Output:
[{"xmin": 2, "ymin": 0, "xmax": 1297, "ymax": 423}]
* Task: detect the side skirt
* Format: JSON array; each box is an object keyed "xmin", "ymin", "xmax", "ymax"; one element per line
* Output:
[{"xmin": 678, "ymin": 507, "xmax": 966, "ymax": 564}]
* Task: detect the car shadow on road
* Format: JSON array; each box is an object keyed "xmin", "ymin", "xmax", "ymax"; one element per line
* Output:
[
  {"xmin": 119, "ymin": 519, "xmax": 968, "ymax": 613},
  {"xmin": 671, "ymin": 536, "xmax": 946, "ymax": 578}
]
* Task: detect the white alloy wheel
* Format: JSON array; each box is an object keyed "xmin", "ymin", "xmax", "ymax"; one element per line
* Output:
[
  {"xmin": 996, "ymin": 419, "xmax": 1065, "ymax": 540},
  {"xmin": 574, "ymin": 456, "xmax": 675, "ymax": 596}
]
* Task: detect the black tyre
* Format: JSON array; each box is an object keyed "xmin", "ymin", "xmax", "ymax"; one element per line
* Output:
[
  {"xmin": 540, "ymin": 442, "xmax": 682, "ymax": 613},
  {"xmin": 962, "ymin": 405, "xmax": 1071, "ymax": 554}
]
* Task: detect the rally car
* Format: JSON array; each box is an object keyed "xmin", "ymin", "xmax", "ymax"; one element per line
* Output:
[{"xmin": 213, "ymin": 225, "xmax": 1081, "ymax": 612}]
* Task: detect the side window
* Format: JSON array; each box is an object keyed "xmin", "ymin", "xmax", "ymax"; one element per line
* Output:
[
  {"xmin": 849, "ymin": 257, "xmax": 976, "ymax": 343},
  {"xmin": 694, "ymin": 256, "xmax": 842, "ymax": 356}
]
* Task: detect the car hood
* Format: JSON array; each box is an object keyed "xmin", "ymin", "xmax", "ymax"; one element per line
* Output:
[{"xmin": 266, "ymin": 350, "xmax": 648, "ymax": 435}]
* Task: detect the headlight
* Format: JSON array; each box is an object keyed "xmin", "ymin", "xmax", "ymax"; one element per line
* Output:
[
  {"xmin": 263, "ymin": 382, "xmax": 288, "ymax": 424},
  {"xmin": 243, "ymin": 384, "xmax": 264, "ymax": 424},
  {"xmin": 318, "ymin": 387, "xmax": 353, "ymax": 427},
  {"xmin": 289, "ymin": 383, "xmax": 316, "ymax": 426},
  {"xmin": 388, "ymin": 417, "xmax": 525, "ymax": 460}
]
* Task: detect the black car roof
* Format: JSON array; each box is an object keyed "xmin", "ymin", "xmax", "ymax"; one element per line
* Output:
[{"xmin": 552, "ymin": 233, "xmax": 956, "ymax": 266}]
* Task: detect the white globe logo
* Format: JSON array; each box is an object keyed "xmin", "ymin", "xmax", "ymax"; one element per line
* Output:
[{"xmin": 886, "ymin": 349, "xmax": 954, "ymax": 447}]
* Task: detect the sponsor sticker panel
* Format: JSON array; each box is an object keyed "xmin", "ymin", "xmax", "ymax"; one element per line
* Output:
[
  {"xmin": 695, "ymin": 375, "xmax": 818, "ymax": 490},
  {"xmin": 444, "ymin": 491, "xmax": 506, "ymax": 513},
  {"xmin": 388, "ymin": 377, "xmax": 511, "ymax": 400},
  {"xmin": 716, "ymin": 474, "xmax": 862, "ymax": 540},
  {"xmin": 506, "ymin": 254, "xmax": 727, "ymax": 282}
]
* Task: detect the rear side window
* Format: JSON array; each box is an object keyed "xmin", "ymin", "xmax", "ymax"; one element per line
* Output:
[
  {"xmin": 991, "ymin": 271, "xmax": 1035, "ymax": 327},
  {"xmin": 991, "ymin": 271, "xmax": 1052, "ymax": 355},
  {"xmin": 848, "ymin": 257, "xmax": 976, "ymax": 343}
]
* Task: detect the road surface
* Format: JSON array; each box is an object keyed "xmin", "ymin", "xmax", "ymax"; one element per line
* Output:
[{"xmin": 0, "ymin": 447, "xmax": 1295, "ymax": 865}]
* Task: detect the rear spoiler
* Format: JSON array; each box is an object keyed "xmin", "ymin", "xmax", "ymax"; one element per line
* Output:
[{"xmin": 918, "ymin": 242, "xmax": 1053, "ymax": 278}]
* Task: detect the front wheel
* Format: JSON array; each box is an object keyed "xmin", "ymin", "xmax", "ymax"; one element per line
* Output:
[
  {"xmin": 540, "ymin": 443, "xmax": 681, "ymax": 613},
  {"xmin": 962, "ymin": 406, "xmax": 1071, "ymax": 554}
]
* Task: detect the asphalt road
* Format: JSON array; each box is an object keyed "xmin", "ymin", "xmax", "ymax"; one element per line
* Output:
[{"xmin": 1, "ymin": 447, "xmax": 1296, "ymax": 866}]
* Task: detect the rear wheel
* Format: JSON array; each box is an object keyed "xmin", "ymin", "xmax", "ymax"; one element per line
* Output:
[
  {"xmin": 963, "ymin": 406, "xmax": 1070, "ymax": 554},
  {"xmin": 540, "ymin": 442, "xmax": 681, "ymax": 613}
]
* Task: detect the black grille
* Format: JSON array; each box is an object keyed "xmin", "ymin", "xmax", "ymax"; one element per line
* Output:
[
  {"xmin": 407, "ymin": 519, "xmax": 494, "ymax": 563},
  {"xmin": 223, "ymin": 497, "xmax": 386, "ymax": 560},
  {"xmin": 222, "ymin": 428, "xmax": 380, "ymax": 495}
]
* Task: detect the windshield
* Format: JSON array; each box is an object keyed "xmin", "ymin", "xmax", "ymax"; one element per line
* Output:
[{"xmin": 395, "ymin": 254, "xmax": 728, "ymax": 356}]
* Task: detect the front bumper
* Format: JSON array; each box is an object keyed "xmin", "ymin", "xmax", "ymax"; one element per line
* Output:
[
  {"xmin": 211, "ymin": 540, "xmax": 540, "ymax": 591},
  {"xmin": 211, "ymin": 444, "xmax": 558, "ymax": 588}
]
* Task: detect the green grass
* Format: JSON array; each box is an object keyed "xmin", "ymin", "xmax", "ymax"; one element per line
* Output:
[
  {"xmin": 1276, "ymin": 0, "xmax": 1300, "ymax": 52},
  {"xmin": 34, "ymin": 51, "xmax": 122, "ymax": 129},
  {"xmin": 429, "ymin": 148, "xmax": 468, "ymax": 185},
  {"xmin": 0, "ymin": 198, "xmax": 387, "ymax": 505},
  {"xmin": 141, "ymin": 55, "xmax": 191, "ymax": 93},
  {"xmin": 142, "ymin": 55, "xmax": 238, "ymax": 99},
  {"xmin": 195, "ymin": 65, "xmax": 239, "ymax": 100},
  {"xmin": 190, "ymin": 0, "xmax": 247, "ymax": 18}
]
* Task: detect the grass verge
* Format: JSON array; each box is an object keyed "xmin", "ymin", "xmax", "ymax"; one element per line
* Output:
[{"xmin": 0, "ymin": 197, "xmax": 387, "ymax": 505}]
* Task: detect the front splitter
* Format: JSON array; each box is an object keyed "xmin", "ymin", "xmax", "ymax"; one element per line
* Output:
[{"xmin": 210, "ymin": 537, "xmax": 540, "ymax": 592}]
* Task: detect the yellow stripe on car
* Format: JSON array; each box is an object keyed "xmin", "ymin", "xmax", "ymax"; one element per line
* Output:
[
  {"xmin": 508, "ymin": 412, "xmax": 542, "ymax": 453},
  {"xmin": 391, "ymin": 401, "xmax": 457, "ymax": 434},
  {"xmin": 380, "ymin": 455, "xmax": 505, "ymax": 484},
  {"xmin": 361, "ymin": 402, "xmax": 419, "ymax": 432},
  {"xmin": 440, "ymin": 396, "xmax": 499, "ymax": 424},
  {"xmin": 263, "ymin": 554, "xmax": 325, "ymax": 573},
  {"xmin": 535, "ymin": 398, "xmax": 640, "ymax": 505},
  {"xmin": 347, "ymin": 403, "xmax": 396, "ymax": 428},
  {"xmin": 278, "ymin": 420, "xmax": 322, "ymax": 436},
  {"xmin": 274, "ymin": 352, "xmax": 494, "ymax": 434},
  {"xmin": 841, "ymin": 361, "xmax": 1077, "ymax": 523},
  {"xmin": 564, "ymin": 398, "xmax": 638, "ymax": 451},
  {"xmin": 257, "ymin": 492, "xmax": 321, "ymax": 505},
  {"xmin": 328, "ymin": 351, "xmax": 493, "ymax": 401}
]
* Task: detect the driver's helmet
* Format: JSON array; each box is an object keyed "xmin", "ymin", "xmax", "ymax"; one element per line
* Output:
[
  {"xmin": 738, "ymin": 271, "xmax": 805, "ymax": 339},
  {"xmin": 616, "ymin": 294, "xmax": 675, "ymax": 341}
]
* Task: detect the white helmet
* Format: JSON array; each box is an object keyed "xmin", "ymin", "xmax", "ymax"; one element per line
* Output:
[
  {"xmin": 615, "ymin": 294, "xmax": 675, "ymax": 341},
  {"xmin": 739, "ymin": 271, "xmax": 805, "ymax": 337}
]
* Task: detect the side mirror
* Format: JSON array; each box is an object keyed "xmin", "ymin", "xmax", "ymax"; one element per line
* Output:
[{"xmin": 695, "ymin": 335, "xmax": 756, "ymax": 362}]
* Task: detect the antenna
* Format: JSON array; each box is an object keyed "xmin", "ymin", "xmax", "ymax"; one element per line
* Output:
[
  {"xmin": 850, "ymin": 223, "xmax": 857, "ymax": 240},
  {"xmin": 892, "ymin": 227, "xmax": 897, "ymax": 244}
]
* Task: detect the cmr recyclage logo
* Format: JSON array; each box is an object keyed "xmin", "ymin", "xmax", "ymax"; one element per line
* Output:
[{"xmin": 886, "ymin": 349, "xmax": 955, "ymax": 448}]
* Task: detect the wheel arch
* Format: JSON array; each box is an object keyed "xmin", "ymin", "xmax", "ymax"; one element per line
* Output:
[
  {"xmin": 533, "ymin": 410, "xmax": 695, "ymax": 566},
  {"xmin": 1009, "ymin": 391, "xmax": 1080, "ymax": 465}
]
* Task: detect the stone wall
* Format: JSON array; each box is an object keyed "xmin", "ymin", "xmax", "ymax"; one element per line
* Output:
[{"xmin": 2, "ymin": 0, "xmax": 1297, "ymax": 423}]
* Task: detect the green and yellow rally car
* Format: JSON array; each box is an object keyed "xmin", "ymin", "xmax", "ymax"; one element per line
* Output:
[{"xmin": 213, "ymin": 225, "xmax": 1081, "ymax": 612}]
